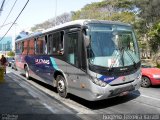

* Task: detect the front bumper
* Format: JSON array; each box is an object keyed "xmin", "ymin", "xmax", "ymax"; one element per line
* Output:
[{"xmin": 87, "ymin": 77, "xmax": 141, "ymax": 101}]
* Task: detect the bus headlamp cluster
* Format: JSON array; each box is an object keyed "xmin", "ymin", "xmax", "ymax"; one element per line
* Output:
[
  {"xmin": 91, "ymin": 77, "xmax": 107, "ymax": 87},
  {"xmin": 136, "ymin": 73, "xmax": 141, "ymax": 80}
]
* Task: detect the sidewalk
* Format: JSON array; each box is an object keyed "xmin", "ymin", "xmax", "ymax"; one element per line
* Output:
[
  {"xmin": 0, "ymin": 74, "xmax": 81, "ymax": 120},
  {"xmin": 0, "ymin": 74, "xmax": 53, "ymax": 120}
]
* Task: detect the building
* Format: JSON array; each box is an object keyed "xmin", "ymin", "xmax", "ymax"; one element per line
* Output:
[{"xmin": 0, "ymin": 36, "xmax": 12, "ymax": 54}]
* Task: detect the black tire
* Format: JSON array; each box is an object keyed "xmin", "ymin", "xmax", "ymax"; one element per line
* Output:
[
  {"xmin": 11, "ymin": 65, "xmax": 14, "ymax": 69},
  {"xmin": 141, "ymin": 76, "xmax": 151, "ymax": 88},
  {"xmin": 25, "ymin": 66, "xmax": 30, "ymax": 80},
  {"xmin": 14, "ymin": 65, "xmax": 17, "ymax": 71},
  {"xmin": 56, "ymin": 75, "xmax": 68, "ymax": 98}
]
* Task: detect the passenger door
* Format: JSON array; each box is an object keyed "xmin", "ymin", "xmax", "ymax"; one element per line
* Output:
[{"xmin": 66, "ymin": 31, "xmax": 82, "ymax": 94}]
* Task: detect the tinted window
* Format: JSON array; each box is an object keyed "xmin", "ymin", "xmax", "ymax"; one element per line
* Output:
[
  {"xmin": 36, "ymin": 37, "xmax": 45, "ymax": 55},
  {"xmin": 48, "ymin": 32, "xmax": 64, "ymax": 55},
  {"xmin": 67, "ymin": 32, "xmax": 78, "ymax": 66}
]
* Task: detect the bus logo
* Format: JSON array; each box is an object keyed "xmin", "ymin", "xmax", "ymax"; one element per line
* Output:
[
  {"xmin": 120, "ymin": 76, "xmax": 126, "ymax": 82},
  {"xmin": 35, "ymin": 59, "xmax": 50, "ymax": 64}
]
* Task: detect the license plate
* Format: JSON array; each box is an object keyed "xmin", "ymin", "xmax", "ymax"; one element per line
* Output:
[{"xmin": 119, "ymin": 91, "xmax": 129, "ymax": 96}]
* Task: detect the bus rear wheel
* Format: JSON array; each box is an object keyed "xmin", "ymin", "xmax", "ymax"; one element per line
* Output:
[
  {"xmin": 25, "ymin": 66, "xmax": 30, "ymax": 80},
  {"xmin": 56, "ymin": 75, "xmax": 68, "ymax": 98}
]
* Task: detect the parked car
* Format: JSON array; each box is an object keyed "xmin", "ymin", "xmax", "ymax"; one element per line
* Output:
[
  {"xmin": 141, "ymin": 64, "xmax": 160, "ymax": 87},
  {"xmin": 11, "ymin": 59, "xmax": 17, "ymax": 70},
  {"xmin": 7, "ymin": 57, "xmax": 14, "ymax": 67}
]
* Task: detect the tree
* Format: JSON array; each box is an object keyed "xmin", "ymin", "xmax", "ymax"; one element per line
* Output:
[
  {"xmin": 148, "ymin": 22, "xmax": 160, "ymax": 53},
  {"xmin": 7, "ymin": 51, "xmax": 15, "ymax": 57},
  {"xmin": 135, "ymin": 0, "xmax": 160, "ymax": 26},
  {"xmin": 72, "ymin": 0, "xmax": 136, "ymax": 24},
  {"xmin": 134, "ymin": 0, "xmax": 160, "ymax": 58},
  {"xmin": 55, "ymin": 13, "xmax": 72, "ymax": 25},
  {"xmin": 31, "ymin": 13, "xmax": 71, "ymax": 32}
]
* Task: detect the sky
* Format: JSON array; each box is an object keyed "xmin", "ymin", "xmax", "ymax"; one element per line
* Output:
[{"xmin": 0, "ymin": 0, "xmax": 101, "ymax": 37}]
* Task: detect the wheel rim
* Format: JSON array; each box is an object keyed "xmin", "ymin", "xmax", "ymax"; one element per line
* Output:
[
  {"xmin": 142, "ymin": 77, "xmax": 149, "ymax": 87},
  {"xmin": 58, "ymin": 79, "xmax": 65, "ymax": 92}
]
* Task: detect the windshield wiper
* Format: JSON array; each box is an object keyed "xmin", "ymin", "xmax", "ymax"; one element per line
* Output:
[
  {"xmin": 124, "ymin": 49, "xmax": 137, "ymax": 69},
  {"xmin": 108, "ymin": 48, "xmax": 122, "ymax": 72},
  {"xmin": 109, "ymin": 47, "xmax": 137, "ymax": 72}
]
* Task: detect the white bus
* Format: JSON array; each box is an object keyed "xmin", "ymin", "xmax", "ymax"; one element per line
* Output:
[{"xmin": 15, "ymin": 19, "xmax": 141, "ymax": 101}]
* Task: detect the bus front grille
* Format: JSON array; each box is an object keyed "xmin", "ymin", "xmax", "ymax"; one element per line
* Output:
[
  {"xmin": 108, "ymin": 85, "xmax": 135, "ymax": 97},
  {"xmin": 109, "ymin": 80, "xmax": 134, "ymax": 86}
]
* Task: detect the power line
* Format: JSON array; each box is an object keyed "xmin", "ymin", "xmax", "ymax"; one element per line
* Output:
[
  {"xmin": 0, "ymin": 22, "xmax": 15, "ymax": 28},
  {"xmin": 0, "ymin": 0, "xmax": 18, "ymax": 30},
  {"xmin": 0, "ymin": 0, "xmax": 29, "ymax": 41},
  {"xmin": 0, "ymin": 0, "xmax": 6, "ymax": 15},
  {"xmin": 0, "ymin": 0, "xmax": 5, "ymax": 10}
]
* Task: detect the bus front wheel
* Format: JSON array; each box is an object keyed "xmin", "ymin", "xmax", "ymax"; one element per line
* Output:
[
  {"xmin": 56, "ymin": 75, "xmax": 68, "ymax": 98},
  {"xmin": 25, "ymin": 66, "xmax": 30, "ymax": 80}
]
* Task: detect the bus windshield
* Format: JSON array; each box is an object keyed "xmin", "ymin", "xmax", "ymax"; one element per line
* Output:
[{"xmin": 87, "ymin": 23, "xmax": 140, "ymax": 68}]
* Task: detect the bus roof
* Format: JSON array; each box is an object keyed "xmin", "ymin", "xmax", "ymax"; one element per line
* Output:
[
  {"xmin": 42, "ymin": 19, "xmax": 131, "ymax": 34},
  {"xmin": 15, "ymin": 32, "xmax": 42, "ymax": 42},
  {"xmin": 15, "ymin": 19, "xmax": 131, "ymax": 42}
]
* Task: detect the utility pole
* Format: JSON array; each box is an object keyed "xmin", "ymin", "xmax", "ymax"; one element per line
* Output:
[{"xmin": 55, "ymin": 0, "xmax": 57, "ymax": 26}]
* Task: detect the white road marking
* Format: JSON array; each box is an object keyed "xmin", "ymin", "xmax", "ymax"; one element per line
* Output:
[
  {"xmin": 28, "ymin": 90, "xmax": 39, "ymax": 98},
  {"xmin": 132, "ymin": 92, "xmax": 160, "ymax": 101},
  {"xmin": 42, "ymin": 103, "xmax": 56, "ymax": 113}
]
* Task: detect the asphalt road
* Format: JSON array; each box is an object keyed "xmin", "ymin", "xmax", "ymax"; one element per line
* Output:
[{"xmin": 6, "ymin": 67, "xmax": 160, "ymax": 120}]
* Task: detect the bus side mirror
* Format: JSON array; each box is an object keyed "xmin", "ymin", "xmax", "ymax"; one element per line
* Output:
[{"xmin": 84, "ymin": 36, "xmax": 90, "ymax": 47}]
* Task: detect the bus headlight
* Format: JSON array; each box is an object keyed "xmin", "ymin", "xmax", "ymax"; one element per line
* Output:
[
  {"xmin": 137, "ymin": 73, "xmax": 141, "ymax": 80},
  {"xmin": 91, "ymin": 77, "xmax": 107, "ymax": 87}
]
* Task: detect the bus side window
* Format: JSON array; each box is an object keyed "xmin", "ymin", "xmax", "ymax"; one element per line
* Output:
[
  {"xmin": 52, "ymin": 33, "xmax": 58, "ymax": 53},
  {"xmin": 22, "ymin": 41, "xmax": 24, "ymax": 54},
  {"xmin": 35, "ymin": 37, "xmax": 45, "ymax": 55},
  {"xmin": 28, "ymin": 39, "xmax": 35, "ymax": 55},
  {"xmin": 48, "ymin": 34, "xmax": 53, "ymax": 55},
  {"xmin": 52, "ymin": 34, "xmax": 57, "ymax": 53},
  {"xmin": 48, "ymin": 31, "xmax": 64, "ymax": 55},
  {"xmin": 58, "ymin": 31, "xmax": 64, "ymax": 55},
  {"xmin": 16, "ymin": 42, "xmax": 21, "ymax": 54},
  {"xmin": 34, "ymin": 38, "xmax": 37, "ymax": 54},
  {"xmin": 44, "ymin": 35, "xmax": 48, "ymax": 54},
  {"xmin": 22, "ymin": 41, "xmax": 28, "ymax": 55}
]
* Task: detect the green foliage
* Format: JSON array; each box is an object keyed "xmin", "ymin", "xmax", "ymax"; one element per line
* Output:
[
  {"xmin": 110, "ymin": 12, "xmax": 135, "ymax": 23},
  {"xmin": 72, "ymin": 0, "xmax": 136, "ymax": 24},
  {"xmin": 149, "ymin": 22, "xmax": 160, "ymax": 37},
  {"xmin": 135, "ymin": 0, "xmax": 160, "ymax": 24},
  {"xmin": 133, "ymin": 0, "xmax": 160, "ymax": 55},
  {"xmin": 7, "ymin": 51, "xmax": 15, "ymax": 57},
  {"xmin": 148, "ymin": 22, "xmax": 160, "ymax": 53}
]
